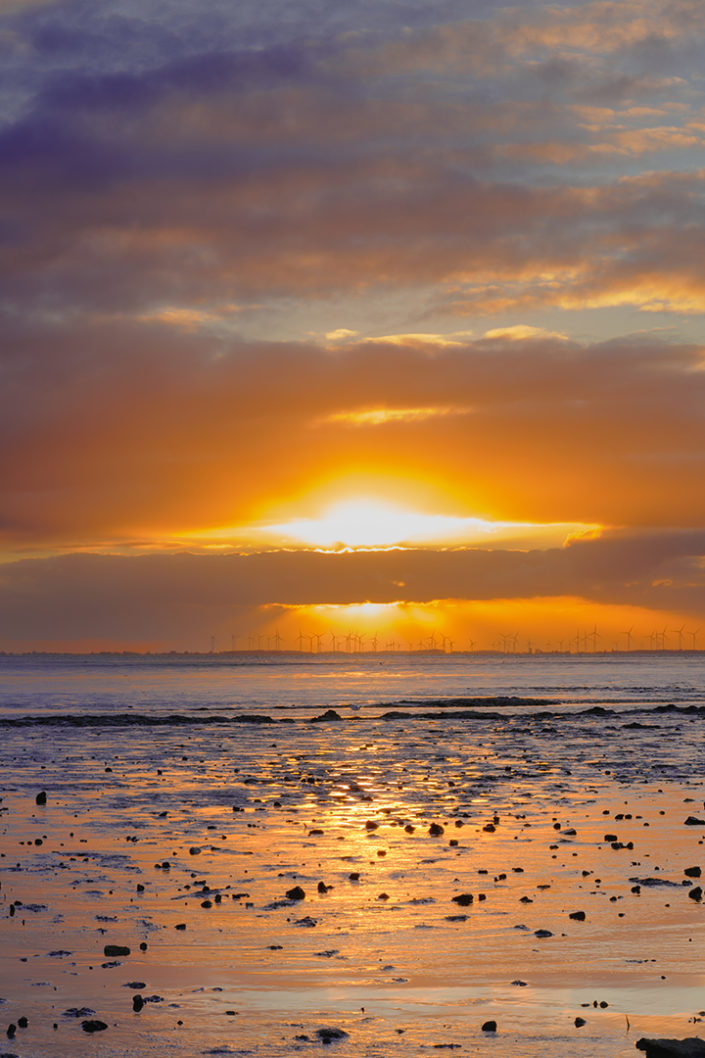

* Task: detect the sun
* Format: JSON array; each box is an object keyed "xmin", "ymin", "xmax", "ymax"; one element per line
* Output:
[{"xmin": 262, "ymin": 498, "xmax": 498, "ymax": 549}]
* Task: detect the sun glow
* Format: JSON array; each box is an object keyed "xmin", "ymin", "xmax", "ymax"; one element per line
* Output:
[{"xmin": 262, "ymin": 498, "xmax": 501, "ymax": 549}]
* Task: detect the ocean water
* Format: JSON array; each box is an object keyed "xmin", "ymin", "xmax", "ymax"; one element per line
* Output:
[
  {"xmin": 1, "ymin": 652, "xmax": 704, "ymax": 1057},
  {"xmin": 1, "ymin": 649, "xmax": 704, "ymax": 719}
]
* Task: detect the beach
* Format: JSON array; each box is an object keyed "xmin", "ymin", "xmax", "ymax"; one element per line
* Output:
[{"xmin": 1, "ymin": 653, "xmax": 704, "ymax": 1056}]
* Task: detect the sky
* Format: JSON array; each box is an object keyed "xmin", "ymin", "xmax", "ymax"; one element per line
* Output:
[{"xmin": 1, "ymin": 0, "xmax": 705, "ymax": 652}]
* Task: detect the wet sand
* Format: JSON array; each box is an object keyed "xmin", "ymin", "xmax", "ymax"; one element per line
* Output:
[{"xmin": 1, "ymin": 700, "xmax": 704, "ymax": 1056}]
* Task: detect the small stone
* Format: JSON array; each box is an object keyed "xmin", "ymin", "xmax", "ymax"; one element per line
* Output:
[
  {"xmin": 688, "ymin": 887, "xmax": 702, "ymax": 902},
  {"xmin": 104, "ymin": 945, "xmax": 130, "ymax": 957},
  {"xmin": 81, "ymin": 1020, "xmax": 108, "ymax": 1033},
  {"xmin": 316, "ymin": 1027, "xmax": 348, "ymax": 1044},
  {"xmin": 569, "ymin": 910, "xmax": 586, "ymax": 921},
  {"xmin": 636, "ymin": 1038, "xmax": 705, "ymax": 1057},
  {"xmin": 684, "ymin": 867, "xmax": 702, "ymax": 878},
  {"xmin": 481, "ymin": 1020, "xmax": 497, "ymax": 1033},
  {"xmin": 575, "ymin": 1017, "xmax": 586, "ymax": 1027},
  {"xmin": 286, "ymin": 886, "xmax": 305, "ymax": 901},
  {"xmin": 452, "ymin": 893, "xmax": 473, "ymax": 906},
  {"xmin": 132, "ymin": 995, "xmax": 144, "ymax": 1012},
  {"xmin": 35, "ymin": 791, "xmax": 47, "ymax": 806},
  {"xmin": 429, "ymin": 823, "xmax": 445, "ymax": 836}
]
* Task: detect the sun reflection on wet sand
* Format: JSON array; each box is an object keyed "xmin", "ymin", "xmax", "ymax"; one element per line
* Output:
[{"xmin": 1, "ymin": 706, "xmax": 704, "ymax": 1057}]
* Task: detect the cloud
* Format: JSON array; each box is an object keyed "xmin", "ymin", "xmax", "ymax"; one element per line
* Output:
[
  {"xmin": 1, "ymin": 528, "xmax": 704, "ymax": 648},
  {"xmin": 1, "ymin": 1, "xmax": 704, "ymax": 320},
  {"xmin": 1, "ymin": 324, "xmax": 704, "ymax": 553}
]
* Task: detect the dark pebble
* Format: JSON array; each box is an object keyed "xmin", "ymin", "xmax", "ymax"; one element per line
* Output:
[{"xmin": 81, "ymin": 1020, "xmax": 108, "ymax": 1033}]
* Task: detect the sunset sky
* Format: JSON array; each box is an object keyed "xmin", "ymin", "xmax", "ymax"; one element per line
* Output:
[{"xmin": 1, "ymin": 0, "xmax": 705, "ymax": 651}]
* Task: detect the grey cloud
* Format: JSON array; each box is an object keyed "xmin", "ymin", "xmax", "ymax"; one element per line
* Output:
[{"xmin": 1, "ymin": 529, "xmax": 704, "ymax": 645}]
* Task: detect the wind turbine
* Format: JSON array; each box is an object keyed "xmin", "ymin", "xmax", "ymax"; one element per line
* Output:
[
  {"xmin": 312, "ymin": 632, "xmax": 324, "ymax": 653},
  {"xmin": 622, "ymin": 627, "xmax": 633, "ymax": 652},
  {"xmin": 296, "ymin": 630, "xmax": 306, "ymax": 652},
  {"xmin": 690, "ymin": 628, "xmax": 700, "ymax": 650},
  {"xmin": 674, "ymin": 626, "xmax": 685, "ymax": 651}
]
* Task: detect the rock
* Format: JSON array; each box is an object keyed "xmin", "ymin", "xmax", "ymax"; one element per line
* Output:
[
  {"xmin": 688, "ymin": 887, "xmax": 702, "ymax": 902},
  {"xmin": 316, "ymin": 1027, "xmax": 348, "ymax": 1044},
  {"xmin": 569, "ymin": 910, "xmax": 586, "ymax": 920},
  {"xmin": 35, "ymin": 791, "xmax": 47, "ymax": 806},
  {"xmin": 103, "ymin": 945, "xmax": 130, "ymax": 957},
  {"xmin": 534, "ymin": 929, "xmax": 553, "ymax": 938},
  {"xmin": 132, "ymin": 995, "xmax": 144, "ymax": 1012},
  {"xmin": 286, "ymin": 886, "xmax": 306, "ymax": 901},
  {"xmin": 429, "ymin": 823, "xmax": 445, "ymax": 836},
  {"xmin": 684, "ymin": 867, "xmax": 702, "ymax": 878},
  {"xmin": 311, "ymin": 709, "xmax": 343, "ymax": 723},
  {"xmin": 481, "ymin": 1020, "xmax": 497, "ymax": 1032},
  {"xmin": 636, "ymin": 1038, "xmax": 705, "ymax": 1057},
  {"xmin": 81, "ymin": 1020, "xmax": 108, "ymax": 1033},
  {"xmin": 575, "ymin": 1017, "xmax": 586, "ymax": 1027},
  {"xmin": 452, "ymin": 893, "xmax": 473, "ymax": 906},
  {"xmin": 685, "ymin": 817, "xmax": 705, "ymax": 826}
]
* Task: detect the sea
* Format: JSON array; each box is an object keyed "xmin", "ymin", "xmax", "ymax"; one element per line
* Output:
[
  {"xmin": 1, "ymin": 648, "xmax": 704, "ymax": 719},
  {"xmin": 0, "ymin": 651, "xmax": 704, "ymax": 1057}
]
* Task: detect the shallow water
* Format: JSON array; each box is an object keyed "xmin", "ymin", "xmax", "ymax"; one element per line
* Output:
[{"xmin": 1, "ymin": 653, "xmax": 704, "ymax": 1056}]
